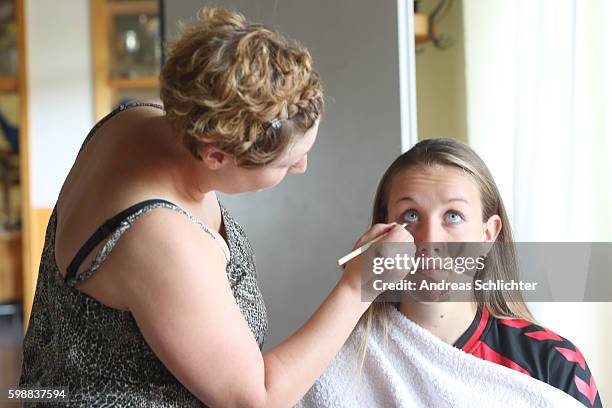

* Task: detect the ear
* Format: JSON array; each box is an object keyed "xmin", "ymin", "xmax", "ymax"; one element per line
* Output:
[
  {"xmin": 200, "ymin": 146, "xmax": 229, "ymax": 170},
  {"xmin": 483, "ymin": 214, "xmax": 502, "ymax": 242}
]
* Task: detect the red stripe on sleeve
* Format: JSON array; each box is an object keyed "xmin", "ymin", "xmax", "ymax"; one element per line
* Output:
[
  {"xmin": 555, "ymin": 346, "xmax": 586, "ymax": 371},
  {"xmin": 574, "ymin": 375, "xmax": 598, "ymax": 406},
  {"xmin": 524, "ymin": 328, "xmax": 563, "ymax": 342},
  {"xmin": 470, "ymin": 340, "xmax": 531, "ymax": 377},
  {"xmin": 498, "ymin": 318, "xmax": 532, "ymax": 329},
  {"xmin": 462, "ymin": 306, "xmax": 490, "ymax": 353}
]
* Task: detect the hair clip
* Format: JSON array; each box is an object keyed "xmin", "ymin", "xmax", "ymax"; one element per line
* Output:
[{"xmin": 270, "ymin": 118, "xmax": 282, "ymax": 129}]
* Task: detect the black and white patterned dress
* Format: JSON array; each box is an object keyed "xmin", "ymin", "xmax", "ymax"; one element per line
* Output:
[{"xmin": 19, "ymin": 103, "xmax": 268, "ymax": 407}]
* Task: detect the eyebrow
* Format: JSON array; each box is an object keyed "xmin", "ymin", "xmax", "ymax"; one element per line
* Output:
[{"xmin": 395, "ymin": 196, "xmax": 470, "ymax": 205}]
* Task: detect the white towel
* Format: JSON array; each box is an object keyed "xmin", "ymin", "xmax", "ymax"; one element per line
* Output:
[{"xmin": 296, "ymin": 307, "xmax": 584, "ymax": 408}]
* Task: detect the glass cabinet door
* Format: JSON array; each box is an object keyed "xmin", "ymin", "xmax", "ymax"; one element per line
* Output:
[
  {"xmin": 92, "ymin": 0, "xmax": 162, "ymax": 117},
  {"xmin": 108, "ymin": 1, "xmax": 161, "ymax": 80}
]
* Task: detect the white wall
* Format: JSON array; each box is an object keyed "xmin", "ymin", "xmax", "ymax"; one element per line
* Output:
[
  {"xmin": 25, "ymin": 0, "xmax": 94, "ymax": 208},
  {"xmin": 462, "ymin": 0, "xmax": 517, "ymax": 216},
  {"xmin": 415, "ymin": 0, "xmax": 468, "ymax": 142}
]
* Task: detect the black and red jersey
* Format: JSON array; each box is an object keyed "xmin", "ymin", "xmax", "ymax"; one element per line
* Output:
[{"xmin": 453, "ymin": 306, "xmax": 602, "ymax": 408}]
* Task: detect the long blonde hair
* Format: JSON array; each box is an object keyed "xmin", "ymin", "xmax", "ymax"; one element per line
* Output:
[{"xmin": 358, "ymin": 138, "xmax": 534, "ymax": 369}]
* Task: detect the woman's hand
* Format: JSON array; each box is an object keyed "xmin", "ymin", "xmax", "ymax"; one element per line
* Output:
[{"xmin": 340, "ymin": 223, "xmax": 415, "ymax": 294}]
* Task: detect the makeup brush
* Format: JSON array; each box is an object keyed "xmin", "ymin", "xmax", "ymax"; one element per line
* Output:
[{"xmin": 337, "ymin": 223, "xmax": 408, "ymax": 266}]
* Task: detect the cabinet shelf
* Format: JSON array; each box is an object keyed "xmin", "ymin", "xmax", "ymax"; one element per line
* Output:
[
  {"xmin": 108, "ymin": 75, "xmax": 159, "ymax": 89},
  {"xmin": 0, "ymin": 76, "xmax": 18, "ymax": 92},
  {"xmin": 106, "ymin": 0, "xmax": 157, "ymax": 16}
]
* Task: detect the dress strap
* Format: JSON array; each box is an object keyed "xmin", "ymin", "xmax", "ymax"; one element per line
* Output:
[
  {"xmin": 64, "ymin": 199, "xmax": 231, "ymax": 287},
  {"xmin": 77, "ymin": 101, "xmax": 164, "ymax": 157},
  {"xmin": 65, "ymin": 199, "xmax": 170, "ymax": 281}
]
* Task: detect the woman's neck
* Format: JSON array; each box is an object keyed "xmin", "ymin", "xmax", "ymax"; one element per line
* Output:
[
  {"xmin": 149, "ymin": 116, "xmax": 216, "ymax": 204},
  {"xmin": 398, "ymin": 301, "xmax": 478, "ymax": 345}
]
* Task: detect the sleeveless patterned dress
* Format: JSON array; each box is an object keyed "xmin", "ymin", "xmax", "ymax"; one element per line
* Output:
[{"xmin": 19, "ymin": 103, "xmax": 268, "ymax": 407}]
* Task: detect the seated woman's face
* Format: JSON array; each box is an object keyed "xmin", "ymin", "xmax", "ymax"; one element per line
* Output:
[{"xmin": 385, "ymin": 164, "xmax": 501, "ymax": 243}]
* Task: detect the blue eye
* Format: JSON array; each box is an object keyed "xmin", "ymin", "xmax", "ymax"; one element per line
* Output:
[
  {"xmin": 446, "ymin": 211, "xmax": 463, "ymax": 224},
  {"xmin": 402, "ymin": 210, "xmax": 419, "ymax": 223}
]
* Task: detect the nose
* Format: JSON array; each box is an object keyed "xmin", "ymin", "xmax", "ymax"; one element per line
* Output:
[
  {"xmin": 417, "ymin": 243, "xmax": 442, "ymax": 258},
  {"xmin": 413, "ymin": 219, "xmax": 444, "ymax": 256}
]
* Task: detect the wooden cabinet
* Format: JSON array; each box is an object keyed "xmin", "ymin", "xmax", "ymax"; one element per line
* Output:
[
  {"xmin": 0, "ymin": 0, "xmax": 27, "ymax": 307},
  {"xmin": 0, "ymin": 231, "xmax": 22, "ymax": 303},
  {"xmin": 91, "ymin": 0, "xmax": 162, "ymax": 120}
]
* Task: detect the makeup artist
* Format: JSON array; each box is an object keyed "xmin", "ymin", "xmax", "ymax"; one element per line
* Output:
[{"xmin": 19, "ymin": 7, "xmax": 411, "ymax": 407}]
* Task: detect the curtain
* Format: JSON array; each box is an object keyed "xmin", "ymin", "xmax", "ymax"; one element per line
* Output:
[{"xmin": 463, "ymin": 0, "xmax": 611, "ymax": 403}]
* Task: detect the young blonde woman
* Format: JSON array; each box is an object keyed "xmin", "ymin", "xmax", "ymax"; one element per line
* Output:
[
  {"xmin": 298, "ymin": 138, "xmax": 602, "ymax": 408},
  {"xmin": 18, "ymin": 8, "xmax": 411, "ymax": 407}
]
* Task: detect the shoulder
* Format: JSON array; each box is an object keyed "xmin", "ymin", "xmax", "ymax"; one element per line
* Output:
[
  {"xmin": 490, "ymin": 316, "xmax": 602, "ymax": 407},
  {"xmin": 115, "ymin": 204, "xmax": 227, "ymax": 267},
  {"xmin": 493, "ymin": 315, "xmax": 578, "ymax": 361},
  {"xmin": 99, "ymin": 204, "xmax": 229, "ymax": 292}
]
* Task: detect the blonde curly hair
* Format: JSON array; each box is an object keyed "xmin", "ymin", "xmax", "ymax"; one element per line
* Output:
[{"xmin": 160, "ymin": 8, "xmax": 324, "ymax": 165}]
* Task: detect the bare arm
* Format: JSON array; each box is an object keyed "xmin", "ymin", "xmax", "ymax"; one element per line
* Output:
[{"xmin": 108, "ymin": 210, "xmax": 409, "ymax": 407}]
